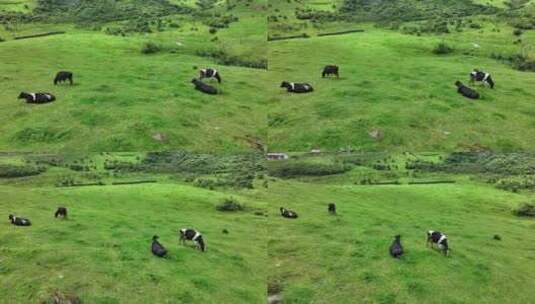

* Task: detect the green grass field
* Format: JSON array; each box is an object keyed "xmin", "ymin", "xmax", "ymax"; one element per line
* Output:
[
  {"xmin": 0, "ymin": 153, "xmax": 267, "ymax": 303},
  {"xmin": 263, "ymin": 154, "xmax": 535, "ymax": 304}
]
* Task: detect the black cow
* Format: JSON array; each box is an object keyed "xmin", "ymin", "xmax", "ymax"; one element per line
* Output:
[
  {"xmin": 18, "ymin": 92, "xmax": 56, "ymax": 104},
  {"xmin": 191, "ymin": 79, "xmax": 218, "ymax": 95},
  {"xmin": 54, "ymin": 71, "xmax": 74, "ymax": 85},
  {"xmin": 322, "ymin": 65, "xmax": 339, "ymax": 78},
  {"xmin": 328, "ymin": 203, "xmax": 336, "ymax": 215},
  {"xmin": 54, "ymin": 207, "xmax": 68, "ymax": 219},
  {"xmin": 8, "ymin": 214, "xmax": 31, "ymax": 226},
  {"xmin": 199, "ymin": 68, "xmax": 222, "ymax": 83},
  {"xmin": 427, "ymin": 230, "xmax": 449, "ymax": 256},
  {"xmin": 280, "ymin": 81, "xmax": 314, "ymax": 93},
  {"xmin": 455, "ymin": 81, "xmax": 479, "ymax": 99},
  {"xmin": 151, "ymin": 235, "xmax": 168, "ymax": 257},
  {"xmin": 469, "ymin": 69, "xmax": 494, "ymax": 89},
  {"xmin": 179, "ymin": 228, "xmax": 206, "ymax": 252},
  {"xmin": 280, "ymin": 207, "xmax": 298, "ymax": 219},
  {"xmin": 389, "ymin": 235, "xmax": 404, "ymax": 258}
]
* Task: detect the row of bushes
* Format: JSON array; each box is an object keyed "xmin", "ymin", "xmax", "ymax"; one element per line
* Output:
[
  {"xmin": 0, "ymin": 164, "xmax": 45, "ymax": 178},
  {"xmin": 195, "ymin": 49, "xmax": 267, "ymax": 69},
  {"xmin": 491, "ymin": 53, "xmax": 535, "ymax": 72},
  {"xmin": 267, "ymin": 160, "xmax": 350, "ymax": 178}
]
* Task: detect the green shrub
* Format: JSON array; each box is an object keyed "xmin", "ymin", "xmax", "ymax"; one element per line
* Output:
[
  {"xmin": 0, "ymin": 164, "xmax": 45, "ymax": 178},
  {"xmin": 433, "ymin": 42, "xmax": 454, "ymax": 55},
  {"xmin": 268, "ymin": 161, "xmax": 350, "ymax": 178},
  {"xmin": 141, "ymin": 42, "xmax": 161, "ymax": 54},
  {"xmin": 216, "ymin": 197, "xmax": 244, "ymax": 212},
  {"xmin": 514, "ymin": 203, "xmax": 535, "ymax": 217}
]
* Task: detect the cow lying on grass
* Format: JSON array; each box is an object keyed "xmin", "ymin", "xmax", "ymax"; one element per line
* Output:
[
  {"xmin": 54, "ymin": 71, "xmax": 74, "ymax": 85},
  {"xmin": 199, "ymin": 68, "xmax": 222, "ymax": 83},
  {"xmin": 55, "ymin": 207, "xmax": 67, "ymax": 219},
  {"xmin": 8, "ymin": 214, "xmax": 31, "ymax": 226},
  {"xmin": 18, "ymin": 92, "xmax": 56, "ymax": 104},
  {"xmin": 389, "ymin": 235, "xmax": 404, "ymax": 258},
  {"xmin": 322, "ymin": 65, "xmax": 339, "ymax": 78},
  {"xmin": 151, "ymin": 235, "xmax": 168, "ymax": 258},
  {"xmin": 280, "ymin": 207, "xmax": 298, "ymax": 219},
  {"xmin": 427, "ymin": 230, "xmax": 450, "ymax": 256},
  {"xmin": 280, "ymin": 81, "xmax": 314, "ymax": 93},
  {"xmin": 191, "ymin": 79, "xmax": 218, "ymax": 95},
  {"xmin": 179, "ymin": 228, "xmax": 206, "ymax": 252},
  {"xmin": 470, "ymin": 69, "xmax": 494, "ymax": 89},
  {"xmin": 455, "ymin": 81, "xmax": 479, "ymax": 99}
]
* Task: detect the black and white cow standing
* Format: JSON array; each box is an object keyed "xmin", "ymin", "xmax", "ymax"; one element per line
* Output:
[
  {"xmin": 322, "ymin": 65, "xmax": 339, "ymax": 78},
  {"xmin": 469, "ymin": 69, "xmax": 494, "ymax": 89},
  {"xmin": 54, "ymin": 71, "xmax": 74, "ymax": 85},
  {"xmin": 151, "ymin": 235, "xmax": 168, "ymax": 257},
  {"xmin": 199, "ymin": 68, "xmax": 222, "ymax": 83},
  {"xmin": 179, "ymin": 228, "xmax": 206, "ymax": 252},
  {"xmin": 427, "ymin": 230, "xmax": 450, "ymax": 256},
  {"xmin": 389, "ymin": 235, "xmax": 404, "ymax": 258},
  {"xmin": 18, "ymin": 92, "xmax": 56, "ymax": 104},
  {"xmin": 280, "ymin": 81, "xmax": 314, "ymax": 93},
  {"xmin": 280, "ymin": 207, "xmax": 298, "ymax": 219},
  {"xmin": 455, "ymin": 81, "xmax": 480, "ymax": 99},
  {"xmin": 8, "ymin": 214, "xmax": 31, "ymax": 226}
]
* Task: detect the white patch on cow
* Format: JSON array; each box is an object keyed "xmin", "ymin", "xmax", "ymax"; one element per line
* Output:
[
  {"xmin": 193, "ymin": 231, "xmax": 200, "ymax": 241},
  {"xmin": 303, "ymin": 85, "xmax": 309, "ymax": 90},
  {"xmin": 45, "ymin": 94, "xmax": 52, "ymax": 100},
  {"xmin": 289, "ymin": 83, "xmax": 295, "ymax": 91},
  {"xmin": 30, "ymin": 93, "xmax": 36, "ymax": 101},
  {"xmin": 438, "ymin": 234, "xmax": 447, "ymax": 245},
  {"xmin": 483, "ymin": 73, "xmax": 490, "ymax": 82}
]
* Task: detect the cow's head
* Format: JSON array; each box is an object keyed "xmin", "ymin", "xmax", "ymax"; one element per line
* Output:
[{"xmin": 280, "ymin": 81, "xmax": 289, "ymax": 88}]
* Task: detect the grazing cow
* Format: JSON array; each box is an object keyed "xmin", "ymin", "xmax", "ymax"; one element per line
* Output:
[
  {"xmin": 469, "ymin": 69, "xmax": 494, "ymax": 89},
  {"xmin": 199, "ymin": 68, "xmax": 222, "ymax": 83},
  {"xmin": 427, "ymin": 230, "xmax": 449, "ymax": 256},
  {"xmin": 179, "ymin": 228, "xmax": 206, "ymax": 252},
  {"xmin": 18, "ymin": 92, "xmax": 56, "ymax": 104},
  {"xmin": 54, "ymin": 71, "xmax": 74, "ymax": 85},
  {"xmin": 280, "ymin": 207, "xmax": 298, "ymax": 219},
  {"xmin": 54, "ymin": 207, "xmax": 68, "ymax": 219},
  {"xmin": 191, "ymin": 78, "xmax": 218, "ymax": 95},
  {"xmin": 328, "ymin": 203, "xmax": 336, "ymax": 215},
  {"xmin": 455, "ymin": 81, "xmax": 479, "ymax": 99},
  {"xmin": 8, "ymin": 214, "xmax": 31, "ymax": 226},
  {"xmin": 322, "ymin": 65, "xmax": 339, "ymax": 78},
  {"xmin": 389, "ymin": 235, "xmax": 404, "ymax": 258},
  {"xmin": 151, "ymin": 235, "xmax": 168, "ymax": 257},
  {"xmin": 280, "ymin": 81, "xmax": 314, "ymax": 93}
]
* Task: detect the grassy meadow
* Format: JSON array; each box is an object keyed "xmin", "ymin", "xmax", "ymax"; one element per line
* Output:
[
  {"xmin": 263, "ymin": 153, "xmax": 535, "ymax": 303},
  {"xmin": 0, "ymin": 152, "xmax": 267, "ymax": 303}
]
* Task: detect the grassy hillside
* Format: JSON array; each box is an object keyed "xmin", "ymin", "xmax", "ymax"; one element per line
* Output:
[
  {"xmin": 0, "ymin": 152, "xmax": 267, "ymax": 303},
  {"xmin": 263, "ymin": 153, "xmax": 535, "ymax": 303},
  {"xmin": 267, "ymin": 0, "xmax": 535, "ymax": 152},
  {"xmin": 0, "ymin": 0, "xmax": 268, "ymax": 152}
]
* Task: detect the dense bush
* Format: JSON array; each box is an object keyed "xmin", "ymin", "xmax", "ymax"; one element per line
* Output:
[
  {"xmin": 141, "ymin": 42, "xmax": 161, "ymax": 54},
  {"xmin": 216, "ymin": 197, "xmax": 244, "ymax": 212},
  {"xmin": 0, "ymin": 164, "xmax": 45, "ymax": 178},
  {"xmin": 196, "ymin": 49, "xmax": 267, "ymax": 69},
  {"xmin": 433, "ymin": 42, "xmax": 454, "ymax": 55},
  {"xmin": 268, "ymin": 160, "xmax": 350, "ymax": 178},
  {"xmin": 514, "ymin": 203, "xmax": 535, "ymax": 217}
]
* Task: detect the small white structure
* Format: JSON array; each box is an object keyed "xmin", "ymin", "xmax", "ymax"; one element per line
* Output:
[{"xmin": 266, "ymin": 153, "xmax": 289, "ymax": 161}]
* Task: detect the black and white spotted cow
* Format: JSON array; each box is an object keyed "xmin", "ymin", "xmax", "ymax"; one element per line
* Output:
[
  {"xmin": 151, "ymin": 235, "xmax": 168, "ymax": 257},
  {"xmin": 427, "ymin": 230, "xmax": 449, "ymax": 256},
  {"xmin": 469, "ymin": 69, "xmax": 494, "ymax": 89},
  {"xmin": 8, "ymin": 214, "xmax": 31, "ymax": 226},
  {"xmin": 389, "ymin": 235, "xmax": 404, "ymax": 258},
  {"xmin": 280, "ymin": 207, "xmax": 298, "ymax": 219},
  {"xmin": 54, "ymin": 207, "xmax": 68, "ymax": 219},
  {"xmin": 54, "ymin": 71, "xmax": 74, "ymax": 85},
  {"xmin": 179, "ymin": 228, "xmax": 206, "ymax": 252},
  {"xmin": 18, "ymin": 92, "xmax": 56, "ymax": 104},
  {"xmin": 328, "ymin": 203, "xmax": 336, "ymax": 215},
  {"xmin": 455, "ymin": 81, "xmax": 479, "ymax": 99},
  {"xmin": 280, "ymin": 81, "xmax": 314, "ymax": 93},
  {"xmin": 191, "ymin": 78, "xmax": 218, "ymax": 95},
  {"xmin": 322, "ymin": 65, "xmax": 339, "ymax": 78},
  {"xmin": 199, "ymin": 68, "xmax": 222, "ymax": 83}
]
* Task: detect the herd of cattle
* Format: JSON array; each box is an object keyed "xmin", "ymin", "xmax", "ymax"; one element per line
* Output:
[
  {"xmin": 280, "ymin": 204, "xmax": 450, "ymax": 257},
  {"xmin": 280, "ymin": 65, "xmax": 495, "ymax": 100},
  {"xmin": 8, "ymin": 207, "xmax": 206, "ymax": 258}
]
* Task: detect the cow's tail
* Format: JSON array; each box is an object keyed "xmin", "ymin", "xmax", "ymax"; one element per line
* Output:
[{"xmin": 487, "ymin": 76, "xmax": 495, "ymax": 89}]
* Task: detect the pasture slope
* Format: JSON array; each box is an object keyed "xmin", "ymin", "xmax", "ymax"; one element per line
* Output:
[
  {"xmin": 0, "ymin": 152, "xmax": 267, "ymax": 303},
  {"xmin": 0, "ymin": 0, "xmax": 268, "ymax": 152},
  {"xmin": 268, "ymin": 0, "xmax": 535, "ymax": 152},
  {"xmin": 264, "ymin": 152, "xmax": 535, "ymax": 304}
]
